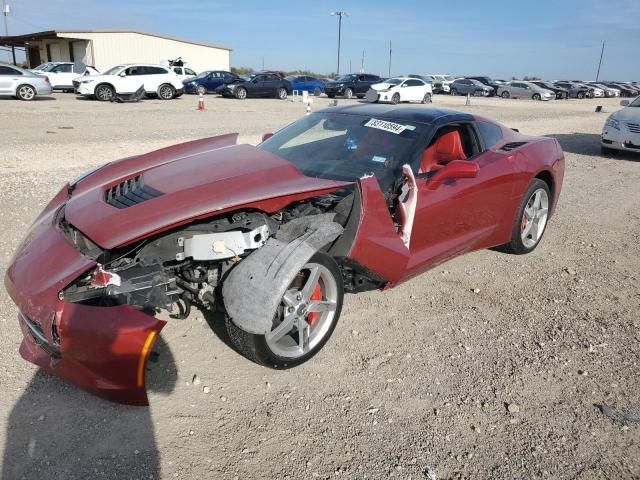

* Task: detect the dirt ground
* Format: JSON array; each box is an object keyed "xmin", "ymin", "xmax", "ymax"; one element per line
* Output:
[{"xmin": 0, "ymin": 92, "xmax": 638, "ymax": 480}]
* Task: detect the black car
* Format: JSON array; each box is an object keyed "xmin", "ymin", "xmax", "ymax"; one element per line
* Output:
[
  {"xmin": 531, "ymin": 81, "xmax": 569, "ymax": 99},
  {"xmin": 324, "ymin": 73, "xmax": 383, "ymax": 99},
  {"xmin": 466, "ymin": 76, "xmax": 501, "ymax": 96},
  {"xmin": 216, "ymin": 73, "xmax": 292, "ymax": 99}
]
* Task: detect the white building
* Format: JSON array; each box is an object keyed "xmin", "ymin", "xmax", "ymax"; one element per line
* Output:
[{"xmin": 0, "ymin": 29, "xmax": 231, "ymax": 73}]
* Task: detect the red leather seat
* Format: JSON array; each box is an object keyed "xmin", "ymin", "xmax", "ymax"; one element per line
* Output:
[{"xmin": 419, "ymin": 128, "xmax": 467, "ymax": 173}]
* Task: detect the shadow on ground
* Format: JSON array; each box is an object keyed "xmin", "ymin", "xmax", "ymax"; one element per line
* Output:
[
  {"xmin": 2, "ymin": 335, "xmax": 176, "ymax": 480},
  {"xmin": 548, "ymin": 132, "xmax": 640, "ymax": 161}
]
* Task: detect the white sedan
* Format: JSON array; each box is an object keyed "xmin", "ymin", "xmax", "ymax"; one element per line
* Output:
[
  {"xmin": 73, "ymin": 64, "xmax": 184, "ymax": 101},
  {"xmin": 369, "ymin": 77, "xmax": 432, "ymax": 104},
  {"xmin": 31, "ymin": 62, "xmax": 99, "ymax": 91},
  {"xmin": 601, "ymin": 97, "xmax": 640, "ymax": 154}
]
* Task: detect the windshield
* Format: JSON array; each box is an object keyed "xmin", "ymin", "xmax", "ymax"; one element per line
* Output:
[
  {"xmin": 195, "ymin": 71, "xmax": 211, "ymax": 79},
  {"xmin": 103, "ymin": 65, "xmax": 125, "ymax": 75},
  {"xmin": 259, "ymin": 112, "xmax": 428, "ymax": 192},
  {"xmin": 384, "ymin": 78, "xmax": 403, "ymax": 85},
  {"xmin": 36, "ymin": 63, "xmax": 60, "ymax": 72},
  {"xmin": 629, "ymin": 96, "xmax": 640, "ymax": 107},
  {"xmin": 336, "ymin": 74, "xmax": 356, "ymax": 82}
]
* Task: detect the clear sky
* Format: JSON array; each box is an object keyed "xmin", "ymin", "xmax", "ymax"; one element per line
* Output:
[{"xmin": 4, "ymin": 0, "xmax": 639, "ymax": 80}]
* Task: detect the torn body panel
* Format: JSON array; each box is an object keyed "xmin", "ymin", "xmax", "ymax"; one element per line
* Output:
[{"xmin": 222, "ymin": 219, "xmax": 343, "ymax": 335}]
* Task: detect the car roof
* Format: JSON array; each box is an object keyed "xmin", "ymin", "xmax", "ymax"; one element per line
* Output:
[{"xmin": 316, "ymin": 104, "xmax": 473, "ymax": 125}]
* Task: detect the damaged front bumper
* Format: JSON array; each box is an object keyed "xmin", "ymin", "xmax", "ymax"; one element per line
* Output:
[{"xmin": 4, "ymin": 187, "xmax": 165, "ymax": 406}]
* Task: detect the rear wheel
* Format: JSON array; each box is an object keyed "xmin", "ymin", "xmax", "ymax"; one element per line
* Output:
[
  {"xmin": 225, "ymin": 252, "xmax": 343, "ymax": 368},
  {"xmin": 501, "ymin": 91, "xmax": 510, "ymax": 98},
  {"xmin": 344, "ymin": 88, "xmax": 353, "ymax": 99},
  {"xmin": 16, "ymin": 84, "xmax": 36, "ymax": 101},
  {"xmin": 157, "ymin": 83, "xmax": 175, "ymax": 100},
  {"xmin": 391, "ymin": 92, "xmax": 400, "ymax": 104},
  {"xmin": 577, "ymin": 91, "xmax": 585, "ymax": 99},
  {"xmin": 95, "ymin": 83, "xmax": 115, "ymax": 102},
  {"xmin": 421, "ymin": 92, "xmax": 432, "ymax": 104},
  {"xmin": 532, "ymin": 93, "xmax": 541, "ymax": 101},
  {"xmin": 277, "ymin": 87, "xmax": 288, "ymax": 100},
  {"xmin": 500, "ymin": 179, "xmax": 551, "ymax": 254}
]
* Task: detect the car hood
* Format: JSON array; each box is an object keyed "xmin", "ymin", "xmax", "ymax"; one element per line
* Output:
[
  {"xmin": 612, "ymin": 107, "xmax": 640, "ymax": 122},
  {"xmin": 371, "ymin": 82, "xmax": 397, "ymax": 91},
  {"xmin": 64, "ymin": 135, "xmax": 352, "ymax": 249}
]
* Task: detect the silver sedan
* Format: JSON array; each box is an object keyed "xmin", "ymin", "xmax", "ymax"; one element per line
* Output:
[
  {"xmin": 497, "ymin": 81, "xmax": 555, "ymax": 101},
  {"xmin": 0, "ymin": 63, "xmax": 53, "ymax": 100}
]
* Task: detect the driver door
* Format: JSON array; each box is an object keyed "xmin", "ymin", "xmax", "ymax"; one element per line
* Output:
[{"xmin": 403, "ymin": 122, "xmax": 516, "ymax": 281}]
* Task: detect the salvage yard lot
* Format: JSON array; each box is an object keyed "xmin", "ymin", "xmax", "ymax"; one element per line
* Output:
[{"xmin": 1, "ymin": 94, "xmax": 639, "ymax": 479}]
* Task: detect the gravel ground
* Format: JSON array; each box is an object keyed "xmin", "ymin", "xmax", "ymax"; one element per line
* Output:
[{"xmin": 0, "ymin": 93, "xmax": 638, "ymax": 480}]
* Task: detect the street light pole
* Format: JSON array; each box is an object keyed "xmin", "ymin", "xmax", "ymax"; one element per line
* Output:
[
  {"xmin": 595, "ymin": 40, "xmax": 605, "ymax": 82},
  {"xmin": 331, "ymin": 11, "xmax": 347, "ymax": 76}
]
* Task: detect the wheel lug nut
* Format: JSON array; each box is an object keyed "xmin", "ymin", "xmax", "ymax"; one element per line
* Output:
[{"xmin": 288, "ymin": 307, "xmax": 295, "ymax": 313}]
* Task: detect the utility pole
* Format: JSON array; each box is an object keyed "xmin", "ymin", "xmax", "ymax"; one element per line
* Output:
[
  {"xmin": 261, "ymin": 56, "xmax": 264, "ymax": 71},
  {"xmin": 361, "ymin": 50, "xmax": 364, "ymax": 72},
  {"xmin": 595, "ymin": 40, "xmax": 605, "ymax": 81},
  {"xmin": 349, "ymin": 59, "xmax": 352, "ymax": 73},
  {"xmin": 2, "ymin": 0, "xmax": 11, "ymax": 63},
  {"xmin": 388, "ymin": 40, "xmax": 392, "ymax": 78},
  {"xmin": 331, "ymin": 11, "xmax": 348, "ymax": 76}
]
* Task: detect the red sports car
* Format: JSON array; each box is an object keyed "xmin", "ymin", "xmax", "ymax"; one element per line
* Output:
[{"xmin": 5, "ymin": 105, "xmax": 564, "ymax": 405}]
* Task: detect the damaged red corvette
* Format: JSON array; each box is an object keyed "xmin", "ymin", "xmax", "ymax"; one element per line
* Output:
[{"xmin": 5, "ymin": 105, "xmax": 564, "ymax": 405}]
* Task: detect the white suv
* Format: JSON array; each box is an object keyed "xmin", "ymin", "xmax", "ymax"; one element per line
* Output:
[{"xmin": 73, "ymin": 64, "xmax": 184, "ymax": 101}]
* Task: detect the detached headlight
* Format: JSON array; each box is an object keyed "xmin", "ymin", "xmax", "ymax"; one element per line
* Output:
[{"xmin": 606, "ymin": 116, "xmax": 620, "ymax": 130}]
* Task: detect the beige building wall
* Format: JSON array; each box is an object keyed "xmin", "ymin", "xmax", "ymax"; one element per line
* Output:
[{"xmin": 60, "ymin": 32, "xmax": 230, "ymax": 73}]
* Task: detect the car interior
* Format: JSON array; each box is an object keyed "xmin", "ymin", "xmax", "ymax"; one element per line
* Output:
[{"xmin": 419, "ymin": 124, "xmax": 478, "ymax": 174}]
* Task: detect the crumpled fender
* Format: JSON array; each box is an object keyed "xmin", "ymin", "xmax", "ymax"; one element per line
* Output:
[{"xmin": 222, "ymin": 218, "xmax": 343, "ymax": 335}]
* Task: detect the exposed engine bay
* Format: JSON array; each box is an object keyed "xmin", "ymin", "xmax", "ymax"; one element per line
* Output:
[{"xmin": 60, "ymin": 186, "xmax": 386, "ymax": 324}]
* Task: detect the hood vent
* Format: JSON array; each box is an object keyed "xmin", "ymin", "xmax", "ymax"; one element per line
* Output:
[
  {"xmin": 500, "ymin": 141, "xmax": 528, "ymax": 152},
  {"xmin": 104, "ymin": 175, "xmax": 164, "ymax": 209}
]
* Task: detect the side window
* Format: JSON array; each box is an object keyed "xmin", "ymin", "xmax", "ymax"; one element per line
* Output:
[
  {"xmin": 145, "ymin": 66, "xmax": 168, "ymax": 75},
  {"xmin": 476, "ymin": 122, "xmax": 503, "ymax": 150},
  {"xmin": 53, "ymin": 64, "xmax": 72, "ymax": 73},
  {"xmin": 406, "ymin": 79, "xmax": 422, "ymax": 87},
  {"xmin": 358, "ymin": 75, "xmax": 366, "ymax": 82},
  {"xmin": 0, "ymin": 66, "xmax": 21, "ymax": 75},
  {"xmin": 125, "ymin": 66, "xmax": 141, "ymax": 75},
  {"xmin": 173, "ymin": 67, "xmax": 183, "ymax": 75},
  {"xmin": 185, "ymin": 68, "xmax": 196, "ymax": 76}
]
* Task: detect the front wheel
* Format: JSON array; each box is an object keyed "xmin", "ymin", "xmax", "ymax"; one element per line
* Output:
[
  {"xmin": 450, "ymin": 88, "xmax": 458, "ymax": 96},
  {"xmin": 421, "ymin": 92, "xmax": 432, "ymax": 104},
  {"xmin": 16, "ymin": 84, "xmax": 36, "ymax": 101},
  {"xmin": 391, "ymin": 92, "xmax": 400, "ymax": 105},
  {"xmin": 225, "ymin": 252, "xmax": 344, "ymax": 368},
  {"xmin": 532, "ymin": 93, "xmax": 541, "ymax": 101},
  {"xmin": 500, "ymin": 179, "xmax": 551, "ymax": 254},
  {"xmin": 344, "ymin": 88, "xmax": 353, "ymax": 99},
  {"xmin": 94, "ymin": 83, "xmax": 115, "ymax": 102},
  {"xmin": 196, "ymin": 85, "xmax": 207, "ymax": 95},
  {"xmin": 313, "ymin": 86, "xmax": 322, "ymax": 96},
  {"xmin": 501, "ymin": 91, "xmax": 510, "ymax": 98},
  {"xmin": 234, "ymin": 87, "xmax": 247, "ymax": 99},
  {"xmin": 277, "ymin": 87, "xmax": 288, "ymax": 100}
]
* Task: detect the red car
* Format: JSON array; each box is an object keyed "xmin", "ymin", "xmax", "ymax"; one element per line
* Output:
[{"xmin": 5, "ymin": 105, "xmax": 564, "ymax": 405}]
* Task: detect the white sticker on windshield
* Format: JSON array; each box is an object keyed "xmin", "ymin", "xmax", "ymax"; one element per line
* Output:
[
  {"xmin": 371, "ymin": 155, "xmax": 386, "ymax": 163},
  {"xmin": 364, "ymin": 118, "xmax": 407, "ymax": 135}
]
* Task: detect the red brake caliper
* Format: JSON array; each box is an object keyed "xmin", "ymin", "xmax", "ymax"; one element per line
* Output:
[
  {"xmin": 307, "ymin": 283, "xmax": 323, "ymax": 326},
  {"xmin": 521, "ymin": 211, "xmax": 528, "ymax": 232}
]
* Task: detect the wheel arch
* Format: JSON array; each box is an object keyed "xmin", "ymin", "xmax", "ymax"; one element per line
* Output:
[
  {"xmin": 534, "ymin": 169, "xmax": 554, "ymax": 207},
  {"xmin": 14, "ymin": 82, "xmax": 36, "ymax": 96}
]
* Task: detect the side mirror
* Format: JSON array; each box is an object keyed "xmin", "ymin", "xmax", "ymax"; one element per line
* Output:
[
  {"xmin": 119, "ymin": 72, "xmax": 126, "ymax": 77},
  {"xmin": 401, "ymin": 84, "xmax": 407, "ymax": 88},
  {"xmin": 262, "ymin": 132, "xmax": 274, "ymax": 142},
  {"xmin": 620, "ymin": 100, "xmax": 630, "ymax": 107},
  {"xmin": 428, "ymin": 160, "xmax": 478, "ymax": 190}
]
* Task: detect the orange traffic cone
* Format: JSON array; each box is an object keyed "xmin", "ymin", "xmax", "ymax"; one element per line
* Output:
[{"xmin": 197, "ymin": 92, "xmax": 205, "ymax": 111}]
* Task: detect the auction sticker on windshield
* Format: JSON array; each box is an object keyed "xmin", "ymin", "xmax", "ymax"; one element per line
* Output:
[{"xmin": 364, "ymin": 118, "xmax": 410, "ymax": 135}]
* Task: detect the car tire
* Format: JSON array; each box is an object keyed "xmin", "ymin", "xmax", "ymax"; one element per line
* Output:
[
  {"xmin": 277, "ymin": 87, "xmax": 288, "ymax": 100},
  {"xmin": 577, "ymin": 91, "xmax": 585, "ymax": 99},
  {"xmin": 499, "ymin": 179, "xmax": 551, "ymax": 255},
  {"xmin": 532, "ymin": 93, "xmax": 541, "ymax": 101},
  {"xmin": 225, "ymin": 252, "xmax": 344, "ymax": 368},
  {"xmin": 421, "ymin": 93, "xmax": 432, "ymax": 104},
  {"xmin": 450, "ymin": 88, "xmax": 458, "ymax": 96},
  {"xmin": 391, "ymin": 93, "xmax": 400, "ymax": 105},
  {"xmin": 234, "ymin": 87, "xmax": 247, "ymax": 100},
  {"xmin": 327, "ymin": 94, "xmax": 335, "ymax": 99},
  {"xmin": 344, "ymin": 88, "xmax": 353, "ymax": 99},
  {"xmin": 501, "ymin": 91, "xmax": 510, "ymax": 98},
  {"xmin": 313, "ymin": 87, "xmax": 322, "ymax": 96},
  {"xmin": 16, "ymin": 84, "xmax": 36, "ymax": 101},
  {"xmin": 157, "ymin": 83, "xmax": 175, "ymax": 100},
  {"xmin": 94, "ymin": 83, "xmax": 115, "ymax": 102},
  {"xmin": 196, "ymin": 85, "xmax": 207, "ymax": 95}
]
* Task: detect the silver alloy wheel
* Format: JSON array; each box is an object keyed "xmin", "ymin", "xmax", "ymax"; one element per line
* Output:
[
  {"xmin": 278, "ymin": 88, "xmax": 287, "ymax": 99},
  {"xmin": 197, "ymin": 85, "xmax": 206, "ymax": 95},
  {"xmin": 236, "ymin": 87, "xmax": 247, "ymax": 99},
  {"xmin": 521, "ymin": 188, "xmax": 549, "ymax": 249},
  {"xmin": 159, "ymin": 84, "xmax": 174, "ymax": 99},
  {"xmin": 96, "ymin": 85, "xmax": 113, "ymax": 101},
  {"xmin": 18, "ymin": 85, "xmax": 35, "ymax": 100},
  {"xmin": 265, "ymin": 262, "xmax": 339, "ymax": 359},
  {"xmin": 344, "ymin": 88, "xmax": 353, "ymax": 99},
  {"xmin": 422, "ymin": 93, "xmax": 431, "ymax": 104}
]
